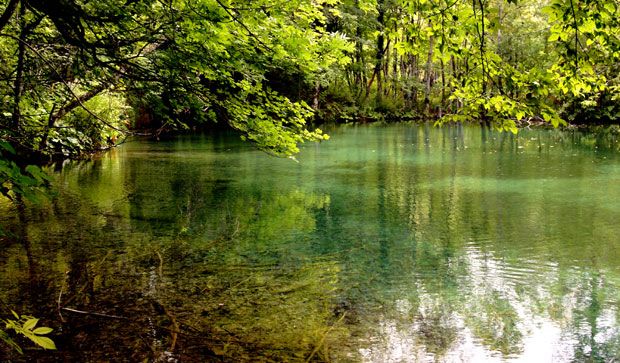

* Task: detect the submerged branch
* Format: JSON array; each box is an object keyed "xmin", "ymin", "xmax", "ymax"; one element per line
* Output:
[{"xmin": 61, "ymin": 307, "xmax": 129, "ymax": 320}]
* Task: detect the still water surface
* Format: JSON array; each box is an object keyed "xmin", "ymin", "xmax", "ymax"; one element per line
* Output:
[{"xmin": 1, "ymin": 123, "xmax": 620, "ymax": 361}]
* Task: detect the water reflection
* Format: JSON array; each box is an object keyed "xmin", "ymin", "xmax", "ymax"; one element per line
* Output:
[{"xmin": 1, "ymin": 124, "xmax": 619, "ymax": 361}]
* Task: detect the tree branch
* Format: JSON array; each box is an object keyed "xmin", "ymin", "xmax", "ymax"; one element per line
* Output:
[
  {"xmin": 0, "ymin": 0, "xmax": 19, "ymax": 33},
  {"xmin": 0, "ymin": 32, "xmax": 150, "ymax": 136},
  {"xmin": 214, "ymin": 0, "xmax": 273, "ymax": 52},
  {"xmin": 51, "ymin": 83, "xmax": 110, "ymax": 122}
]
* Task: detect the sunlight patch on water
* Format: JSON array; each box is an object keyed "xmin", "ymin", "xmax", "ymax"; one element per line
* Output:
[{"xmin": 357, "ymin": 243, "xmax": 619, "ymax": 362}]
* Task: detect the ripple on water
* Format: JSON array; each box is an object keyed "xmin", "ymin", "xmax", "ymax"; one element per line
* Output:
[{"xmin": 3, "ymin": 124, "xmax": 620, "ymax": 361}]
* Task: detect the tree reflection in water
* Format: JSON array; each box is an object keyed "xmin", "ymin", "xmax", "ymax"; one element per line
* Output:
[{"xmin": 1, "ymin": 125, "xmax": 619, "ymax": 361}]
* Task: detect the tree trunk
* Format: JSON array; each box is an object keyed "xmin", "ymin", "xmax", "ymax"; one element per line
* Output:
[
  {"xmin": 424, "ymin": 35, "xmax": 435, "ymax": 114},
  {"xmin": 312, "ymin": 81, "xmax": 320, "ymax": 110},
  {"xmin": 375, "ymin": 3, "xmax": 385, "ymax": 102},
  {"xmin": 11, "ymin": 2, "xmax": 26, "ymax": 133}
]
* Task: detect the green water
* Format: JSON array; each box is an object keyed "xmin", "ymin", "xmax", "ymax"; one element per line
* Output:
[{"xmin": 1, "ymin": 123, "xmax": 620, "ymax": 362}]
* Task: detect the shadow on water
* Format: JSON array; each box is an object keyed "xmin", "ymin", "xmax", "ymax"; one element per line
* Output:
[{"xmin": 1, "ymin": 124, "xmax": 620, "ymax": 361}]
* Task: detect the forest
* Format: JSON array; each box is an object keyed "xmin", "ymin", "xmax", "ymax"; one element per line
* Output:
[
  {"xmin": 1, "ymin": 0, "xmax": 619, "ymax": 161},
  {"xmin": 1, "ymin": 0, "xmax": 620, "ymax": 359}
]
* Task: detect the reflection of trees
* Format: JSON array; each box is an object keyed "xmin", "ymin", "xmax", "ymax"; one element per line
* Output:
[
  {"xmin": 0, "ymin": 151, "xmax": 345, "ymax": 361},
  {"xmin": 308, "ymin": 124, "xmax": 620, "ymax": 360},
  {"xmin": 559, "ymin": 272, "xmax": 620, "ymax": 362},
  {"xmin": 1, "ymin": 126, "xmax": 619, "ymax": 361},
  {"xmin": 466, "ymin": 291, "xmax": 523, "ymax": 356}
]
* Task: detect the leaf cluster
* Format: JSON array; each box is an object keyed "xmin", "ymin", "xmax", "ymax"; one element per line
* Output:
[{"xmin": 1, "ymin": 311, "xmax": 56, "ymax": 354}]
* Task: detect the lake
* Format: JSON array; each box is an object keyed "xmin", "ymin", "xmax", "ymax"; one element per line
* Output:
[{"xmin": 1, "ymin": 123, "xmax": 620, "ymax": 362}]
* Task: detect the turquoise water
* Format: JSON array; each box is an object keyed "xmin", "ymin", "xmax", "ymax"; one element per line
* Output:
[{"xmin": 1, "ymin": 123, "xmax": 620, "ymax": 361}]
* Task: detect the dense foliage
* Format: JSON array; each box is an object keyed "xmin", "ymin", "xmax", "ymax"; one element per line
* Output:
[
  {"xmin": 0, "ymin": 0, "xmax": 619, "ymax": 199},
  {"xmin": 0, "ymin": 0, "xmax": 342, "ymax": 160},
  {"xmin": 322, "ymin": 0, "xmax": 619, "ymax": 129}
]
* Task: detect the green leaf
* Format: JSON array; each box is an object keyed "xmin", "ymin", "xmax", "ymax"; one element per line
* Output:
[
  {"xmin": 25, "ymin": 165, "xmax": 50, "ymax": 182},
  {"xmin": 516, "ymin": 111, "xmax": 525, "ymax": 120},
  {"xmin": 0, "ymin": 141, "xmax": 15, "ymax": 155},
  {"xmin": 23, "ymin": 318, "xmax": 38, "ymax": 331},
  {"xmin": 603, "ymin": 2, "xmax": 616, "ymax": 13},
  {"xmin": 548, "ymin": 33, "xmax": 559, "ymax": 42},
  {"xmin": 580, "ymin": 19, "xmax": 596, "ymax": 34},
  {"xmin": 30, "ymin": 335, "xmax": 56, "ymax": 350},
  {"xmin": 33, "ymin": 327, "xmax": 53, "ymax": 335}
]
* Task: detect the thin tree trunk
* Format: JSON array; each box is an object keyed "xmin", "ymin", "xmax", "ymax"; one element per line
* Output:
[
  {"xmin": 312, "ymin": 81, "xmax": 320, "ymax": 110},
  {"xmin": 392, "ymin": 41, "xmax": 398, "ymax": 99},
  {"xmin": 450, "ymin": 55, "xmax": 457, "ymax": 111},
  {"xmin": 424, "ymin": 35, "xmax": 435, "ymax": 114},
  {"xmin": 474, "ymin": 0, "xmax": 487, "ymax": 94},
  {"xmin": 383, "ymin": 38, "xmax": 390, "ymax": 97},
  {"xmin": 440, "ymin": 57, "xmax": 445, "ymax": 114},
  {"xmin": 353, "ymin": 0, "xmax": 364, "ymax": 98},
  {"xmin": 11, "ymin": 2, "xmax": 26, "ymax": 132},
  {"xmin": 375, "ymin": 10, "xmax": 385, "ymax": 101},
  {"xmin": 496, "ymin": 1, "xmax": 504, "ymax": 93},
  {"xmin": 411, "ymin": 54, "xmax": 419, "ymax": 106},
  {"xmin": 364, "ymin": 39, "xmax": 390, "ymax": 101}
]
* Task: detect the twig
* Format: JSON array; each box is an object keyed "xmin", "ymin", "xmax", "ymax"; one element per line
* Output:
[
  {"xmin": 61, "ymin": 307, "xmax": 129, "ymax": 320},
  {"xmin": 155, "ymin": 251, "xmax": 164, "ymax": 278},
  {"xmin": 161, "ymin": 305, "xmax": 179, "ymax": 352},
  {"xmin": 57, "ymin": 282, "xmax": 66, "ymax": 322},
  {"xmin": 213, "ymin": 0, "xmax": 273, "ymax": 52},
  {"xmin": 568, "ymin": 0, "xmax": 582, "ymax": 73}
]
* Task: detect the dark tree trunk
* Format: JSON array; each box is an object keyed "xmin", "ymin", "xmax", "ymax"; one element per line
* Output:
[{"xmin": 11, "ymin": 2, "xmax": 26, "ymax": 133}]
